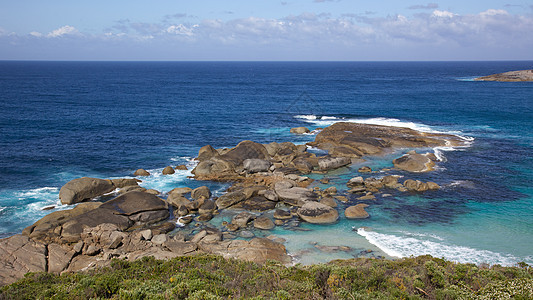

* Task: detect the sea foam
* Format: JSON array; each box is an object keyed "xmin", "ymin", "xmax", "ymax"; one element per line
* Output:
[
  {"xmin": 356, "ymin": 228, "xmax": 526, "ymax": 266},
  {"xmin": 295, "ymin": 115, "xmax": 445, "ymax": 134}
]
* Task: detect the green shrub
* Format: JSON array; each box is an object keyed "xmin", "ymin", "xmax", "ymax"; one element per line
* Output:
[{"xmin": 2, "ymin": 254, "xmax": 533, "ymax": 299}]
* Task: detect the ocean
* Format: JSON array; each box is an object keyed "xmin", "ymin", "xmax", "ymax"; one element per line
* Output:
[{"xmin": 1, "ymin": 61, "xmax": 532, "ymax": 266}]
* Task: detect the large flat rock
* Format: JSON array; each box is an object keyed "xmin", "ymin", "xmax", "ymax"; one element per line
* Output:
[
  {"xmin": 311, "ymin": 122, "xmax": 464, "ymax": 158},
  {"xmin": 100, "ymin": 191, "xmax": 167, "ymax": 215}
]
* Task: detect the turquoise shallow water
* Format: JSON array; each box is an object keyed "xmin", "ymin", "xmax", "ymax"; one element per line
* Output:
[{"xmin": 0, "ymin": 61, "xmax": 532, "ymax": 265}]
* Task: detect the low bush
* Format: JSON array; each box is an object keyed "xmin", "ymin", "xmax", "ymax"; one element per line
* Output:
[{"xmin": 1, "ymin": 255, "xmax": 531, "ymax": 299}]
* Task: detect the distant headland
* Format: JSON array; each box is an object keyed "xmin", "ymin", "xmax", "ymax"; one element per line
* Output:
[{"xmin": 475, "ymin": 69, "xmax": 533, "ymax": 82}]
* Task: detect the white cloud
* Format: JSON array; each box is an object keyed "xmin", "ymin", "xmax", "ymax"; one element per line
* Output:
[
  {"xmin": 166, "ymin": 24, "xmax": 196, "ymax": 36},
  {"xmin": 432, "ymin": 10, "xmax": 455, "ymax": 18},
  {"xmin": 2, "ymin": 8, "xmax": 533, "ymax": 60},
  {"xmin": 480, "ymin": 9, "xmax": 509, "ymax": 17},
  {"xmin": 29, "ymin": 31, "xmax": 43, "ymax": 37},
  {"xmin": 47, "ymin": 25, "xmax": 78, "ymax": 38}
]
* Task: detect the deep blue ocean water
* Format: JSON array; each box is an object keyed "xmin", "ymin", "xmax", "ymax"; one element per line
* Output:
[{"xmin": 1, "ymin": 61, "xmax": 532, "ymax": 265}]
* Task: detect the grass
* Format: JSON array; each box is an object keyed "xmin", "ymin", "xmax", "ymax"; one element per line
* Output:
[{"xmin": 1, "ymin": 254, "xmax": 532, "ymax": 299}]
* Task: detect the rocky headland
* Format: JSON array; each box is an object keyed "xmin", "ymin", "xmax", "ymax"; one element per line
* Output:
[
  {"xmin": 0, "ymin": 122, "xmax": 468, "ymax": 286},
  {"xmin": 475, "ymin": 69, "xmax": 533, "ymax": 82}
]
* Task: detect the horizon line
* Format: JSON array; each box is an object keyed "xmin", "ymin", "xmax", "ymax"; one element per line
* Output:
[{"xmin": 1, "ymin": 59, "xmax": 533, "ymax": 63}]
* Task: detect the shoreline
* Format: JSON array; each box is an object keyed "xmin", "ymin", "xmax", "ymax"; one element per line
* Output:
[{"xmin": 0, "ymin": 123, "xmax": 486, "ymax": 284}]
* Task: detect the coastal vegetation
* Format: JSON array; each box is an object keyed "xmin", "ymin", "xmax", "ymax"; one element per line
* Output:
[{"xmin": 1, "ymin": 254, "xmax": 532, "ymax": 299}]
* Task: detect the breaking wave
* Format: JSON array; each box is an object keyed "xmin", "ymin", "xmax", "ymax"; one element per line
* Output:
[{"xmin": 356, "ymin": 228, "xmax": 528, "ymax": 266}]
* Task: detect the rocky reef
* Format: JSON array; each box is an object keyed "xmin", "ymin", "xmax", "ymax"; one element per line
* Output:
[
  {"xmin": 0, "ymin": 122, "xmax": 465, "ymax": 286},
  {"xmin": 475, "ymin": 69, "xmax": 533, "ymax": 82}
]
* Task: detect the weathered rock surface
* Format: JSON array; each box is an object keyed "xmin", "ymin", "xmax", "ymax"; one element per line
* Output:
[
  {"xmin": 168, "ymin": 187, "xmax": 192, "ymax": 195},
  {"xmin": 297, "ymin": 202, "xmax": 339, "ymax": 224},
  {"xmin": 345, "ymin": 204, "xmax": 370, "ymax": 219},
  {"xmin": 475, "ymin": 69, "xmax": 533, "ymax": 82},
  {"xmin": 318, "ymin": 156, "xmax": 351, "ymax": 171},
  {"xmin": 243, "ymin": 159, "xmax": 271, "ymax": 173},
  {"xmin": 254, "ymin": 216, "xmax": 275, "ymax": 230},
  {"xmin": 233, "ymin": 196, "xmax": 277, "ymax": 211},
  {"xmin": 393, "ymin": 151, "xmax": 437, "ymax": 172},
  {"xmin": 273, "ymin": 209, "xmax": 292, "ymax": 220},
  {"xmin": 276, "ymin": 187, "xmax": 317, "ymax": 207},
  {"xmin": 59, "ymin": 177, "xmax": 115, "ymax": 205},
  {"xmin": 111, "ymin": 178, "xmax": 141, "ymax": 188},
  {"xmin": 191, "ymin": 186, "xmax": 211, "ymax": 200},
  {"xmin": 216, "ymin": 190, "xmax": 247, "ymax": 209},
  {"xmin": 198, "ymin": 238, "xmax": 290, "ymax": 264},
  {"xmin": 231, "ymin": 211, "xmax": 255, "ymax": 228},
  {"xmin": 0, "ymin": 235, "xmax": 47, "ymax": 286},
  {"xmin": 166, "ymin": 193, "xmax": 190, "ymax": 208}
]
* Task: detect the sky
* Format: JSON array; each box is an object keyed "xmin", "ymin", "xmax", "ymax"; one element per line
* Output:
[{"xmin": 1, "ymin": 0, "xmax": 533, "ymax": 61}]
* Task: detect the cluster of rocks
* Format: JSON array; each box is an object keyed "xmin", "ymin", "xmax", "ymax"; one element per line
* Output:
[
  {"xmin": 1, "ymin": 122, "xmax": 460, "ymax": 286},
  {"xmin": 191, "ymin": 140, "xmax": 351, "ymax": 182},
  {"xmin": 347, "ymin": 174, "xmax": 440, "ymax": 197},
  {"xmin": 0, "ymin": 190, "xmax": 290, "ymax": 286}
]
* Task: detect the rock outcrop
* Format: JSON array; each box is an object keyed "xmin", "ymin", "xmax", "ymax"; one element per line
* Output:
[
  {"xmin": 475, "ymin": 69, "xmax": 533, "ymax": 82},
  {"xmin": 309, "ymin": 122, "xmax": 464, "ymax": 159}
]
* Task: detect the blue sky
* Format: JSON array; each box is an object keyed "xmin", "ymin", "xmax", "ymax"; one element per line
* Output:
[{"xmin": 1, "ymin": 0, "xmax": 532, "ymax": 60}]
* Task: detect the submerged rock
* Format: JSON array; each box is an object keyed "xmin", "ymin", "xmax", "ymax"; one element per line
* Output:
[{"xmin": 358, "ymin": 166, "xmax": 372, "ymax": 173}]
